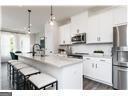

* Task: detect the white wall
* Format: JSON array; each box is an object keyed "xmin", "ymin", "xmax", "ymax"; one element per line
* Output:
[{"xmin": 72, "ymin": 44, "xmax": 112, "ymax": 56}]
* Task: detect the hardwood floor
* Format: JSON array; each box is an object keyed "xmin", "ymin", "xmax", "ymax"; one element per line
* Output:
[
  {"xmin": 0, "ymin": 92, "xmax": 12, "ymax": 96},
  {"xmin": 1, "ymin": 63, "xmax": 113, "ymax": 90},
  {"xmin": 83, "ymin": 78, "xmax": 113, "ymax": 90},
  {"xmin": 1, "ymin": 63, "xmax": 11, "ymax": 90}
]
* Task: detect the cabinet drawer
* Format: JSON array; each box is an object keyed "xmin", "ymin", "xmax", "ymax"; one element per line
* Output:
[{"xmin": 98, "ymin": 58, "xmax": 112, "ymax": 63}]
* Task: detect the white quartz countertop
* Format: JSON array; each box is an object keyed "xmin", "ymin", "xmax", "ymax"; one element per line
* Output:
[
  {"xmin": 16, "ymin": 53, "xmax": 83, "ymax": 68},
  {"xmin": 83, "ymin": 54, "xmax": 112, "ymax": 59}
]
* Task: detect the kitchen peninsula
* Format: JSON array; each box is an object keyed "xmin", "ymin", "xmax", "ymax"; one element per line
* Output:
[{"xmin": 16, "ymin": 53, "xmax": 83, "ymax": 89}]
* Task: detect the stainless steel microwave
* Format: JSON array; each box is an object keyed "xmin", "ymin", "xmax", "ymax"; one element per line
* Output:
[{"xmin": 71, "ymin": 33, "xmax": 86, "ymax": 43}]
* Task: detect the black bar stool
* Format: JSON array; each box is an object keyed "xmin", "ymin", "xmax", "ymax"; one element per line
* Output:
[
  {"xmin": 12, "ymin": 63, "xmax": 29, "ymax": 89},
  {"xmin": 28, "ymin": 73, "xmax": 58, "ymax": 90},
  {"xmin": 7, "ymin": 60, "xmax": 22, "ymax": 85},
  {"xmin": 18, "ymin": 67, "xmax": 40, "ymax": 90}
]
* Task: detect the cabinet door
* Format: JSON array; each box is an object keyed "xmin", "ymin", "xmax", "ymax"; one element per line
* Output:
[
  {"xmin": 59, "ymin": 25, "xmax": 66, "ymax": 45},
  {"xmin": 113, "ymin": 7, "xmax": 127, "ymax": 25},
  {"xmin": 64, "ymin": 24, "xmax": 71, "ymax": 44},
  {"xmin": 87, "ymin": 14, "xmax": 99, "ymax": 43},
  {"xmin": 59, "ymin": 24, "xmax": 71, "ymax": 45},
  {"xmin": 96, "ymin": 59, "xmax": 112, "ymax": 84},
  {"xmin": 70, "ymin": 18, "xmax": 79, "ymax": 37},
  {"xmin": 99, "ymin": 10, "xmax": 113, "ymax": 43},
  {"xmin": 71, "ymin": 12, "xmax": 88, "ymax": 37},
  {"xmin": 83, "ymin": 57, "xmax": 95, "ymax": 77},
  {"xmin": 76, "ymin": 12, "xmax": 88, "ymax": 34}
]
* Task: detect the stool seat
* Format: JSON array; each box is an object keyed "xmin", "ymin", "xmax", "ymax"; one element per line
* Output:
[
  {"xmin": 19, "ymin": 67, "xmax": 40, "ymax": 76},
  {"xmin": 8, "ymin": 60, "xmax": 19, "ymax": 63},
  {"xmin": 29, "ymin": 73, "xmax": 57, "ymax": 89},
  {"xmin": 10, "ymin": 62, "xmax": 23, "ymax": 66},
  {"xmin": 14, "ymin": 63, "xmax": 29, "ymax": 70}
]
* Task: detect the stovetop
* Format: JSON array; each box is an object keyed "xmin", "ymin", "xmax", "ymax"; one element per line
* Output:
[
  {"xmin": 74, "ymin": 53, "xmax": 89, "ymax": 55},
  {"xmin": 68, "ymin": 53, "xmax": 89, "ymax": 59}
]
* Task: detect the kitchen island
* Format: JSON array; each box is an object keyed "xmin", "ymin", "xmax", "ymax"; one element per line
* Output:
[{"xmin": 16, "ymin": 53, "xmax": 83, "ymax": 89}]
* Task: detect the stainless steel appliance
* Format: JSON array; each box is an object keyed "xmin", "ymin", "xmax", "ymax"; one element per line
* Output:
[
  {"xmin": 71, "ymin": 33, "xmax": 86, "ymax": 44},
  {"xmin": 68, "ymin": 53, "xmax": 89, "ymax": 59},
  {"xmin": 112, "ymin": 24, "xmax": 128, "ymax": 89}
]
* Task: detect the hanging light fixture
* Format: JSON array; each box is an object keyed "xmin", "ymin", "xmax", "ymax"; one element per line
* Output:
[
  {"xmin": 49, "ymin": 5, "xmax": 56, "ymax": 26},
  {"xmin": 27, "ymin": 9, "xmax": 31, "ymax": 34}
]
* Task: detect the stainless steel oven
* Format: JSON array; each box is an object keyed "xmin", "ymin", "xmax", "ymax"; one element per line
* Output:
[{"xmin": 71, "ymin": 33, "xmax": 86, "ymax": 44}]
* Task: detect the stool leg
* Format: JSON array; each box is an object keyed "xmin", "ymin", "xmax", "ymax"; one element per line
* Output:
[
  {"xmin": 12, "ymin": 67, "xmax": 15, "ymax": 89},
  {"xmin": 16, "ymin": 71, "xmax": 19, "ymax": 89},
  {"xmin": 56, "ymin": 81, "xmax": 58, "ymax": 90}
]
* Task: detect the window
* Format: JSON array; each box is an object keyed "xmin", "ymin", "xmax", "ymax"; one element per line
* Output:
[
  {"xmin": 1, "ymin": 32, "xmax": 30, "ymax": 62},
  {"xmin": 1, "ymin": 32, "xmax": 16, "ymax": 58}
]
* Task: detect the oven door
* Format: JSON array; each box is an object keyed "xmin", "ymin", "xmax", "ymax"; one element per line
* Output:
[{"xmin": 113, "ymin": 65, "xmax": 128, "ymax": 89}]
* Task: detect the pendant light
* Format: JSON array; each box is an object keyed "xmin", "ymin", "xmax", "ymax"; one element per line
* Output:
[
  {"xmin": 49, "ymin": 5, "xmax": 55, "ymax": 26},
  {"xmin": 27, "ymin": 9, "xmax": 31, "ymax": 34}
]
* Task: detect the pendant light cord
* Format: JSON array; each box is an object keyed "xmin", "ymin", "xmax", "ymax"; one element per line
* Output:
[
  {"xmin": 28, "ymin": 9, "xmax": 31, "ymax": 32},
  {"xmin": 50, "ymin": 5, "xmax": 53, "ymax": 21}
]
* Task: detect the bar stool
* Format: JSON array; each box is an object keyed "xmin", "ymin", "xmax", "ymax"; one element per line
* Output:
[
  {"xmin": 7, "ymin": 60, "xmax": 22, "ymax": 84},
  {"xmin": 8, "ymin": 60, "xmax": 19, "ymax": 63},
  {"xmin": 28, "ymin": 73, "xmax": 58, "ymax": 90},
  {"xmin": 18, "ymin": 67, "xmax": 40, "ymax": 89},
  {"xmin": 12, "ymin": 63, "xmax": 29, "ymax": 89}
]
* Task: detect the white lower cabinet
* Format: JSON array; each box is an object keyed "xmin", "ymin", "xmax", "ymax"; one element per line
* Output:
[
  {"xmin": 83, "ymin": 57, "xmax": 95, "ymax": 78},
  {"xmin": 83, "ymin": 57, "xmax": 112, "ymax": 86}
]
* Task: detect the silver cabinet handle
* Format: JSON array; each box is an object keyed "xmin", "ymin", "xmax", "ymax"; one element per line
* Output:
[
  {"xmin": 96, "ymin": 64, "xmax": 97, "ymax": 68},
  {"xmin": 99, "ymin": 37, "xmax": 101, "ymax": 41},
  {"xmin": 97, "ymin": 37, "xmax": 98, "ymax": 41},
  {"xmin": 118, "ymin": 68, "xmax": 128, "ymax": 72},
  {"xmin": 92, "ymin": 63, "xmax": 94, "ymax": 68},
  {"xmin": 86, "ymin": 58, "xmax": 90, "ymax": 60},
  {"xmin": 100, "ymin": 59, "xmax": 105, "ymax": 61},
  {"xmin": 97, "ymin": 37, "xmax": 100, "ymax": 41}
]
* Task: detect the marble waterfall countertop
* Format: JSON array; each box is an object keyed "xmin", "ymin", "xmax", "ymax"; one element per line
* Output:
[{"xmin": 16, "ymin": 53, "xmax": 83, "ymax": 68}]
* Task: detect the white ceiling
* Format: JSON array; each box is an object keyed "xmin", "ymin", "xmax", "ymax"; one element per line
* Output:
[{"xmin": 1, "ymin": 6, "xmax": 107, "ymax": 33}]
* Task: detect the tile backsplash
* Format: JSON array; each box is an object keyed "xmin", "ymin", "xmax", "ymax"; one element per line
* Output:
[{"xmin": 71, "ymin": 44, "xmax": 113, "ymax": 56}]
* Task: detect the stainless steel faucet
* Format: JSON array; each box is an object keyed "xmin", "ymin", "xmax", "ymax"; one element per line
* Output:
[{"xmin": 32, "ymin": 44, "xmax": 41, "ymax": 56}]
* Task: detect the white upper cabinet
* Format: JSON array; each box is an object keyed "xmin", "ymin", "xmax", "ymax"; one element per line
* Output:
[
  {"xmin": 59, "ymin": 23, "xmax": 71, "ymax": 45},
  {"xmin": 70, "ymin": 11, "xmax": 88, "ymax": 37},
  {"xmin": 113, "ymin": 6, "xmax": 127, "ymax": 26},
  {"xmin": 87, "ymin": 14, "xmax": 100, "ymax": 43},
  {"xmin": 87, "ymin": 9, "xmax": 113, "ymax": 43},
  {"xmin": 99, "ymin": 10, "xmax": 113, "ymax": 43}
]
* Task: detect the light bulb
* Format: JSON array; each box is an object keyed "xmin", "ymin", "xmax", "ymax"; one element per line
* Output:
[
  {"xmin": 49, "ymin": 21, "xmax": 54, "ymax": 26},
  {"xmin": 53, "ymin": 16, "xmax": 55, "ymax": 20},
  {"xmin": 30, "ymin": 24, "xmax": 32, "ymax": 26},
  {"xmin": 28, "ymin": 31, "xmax": 31, "ymax": 34}
]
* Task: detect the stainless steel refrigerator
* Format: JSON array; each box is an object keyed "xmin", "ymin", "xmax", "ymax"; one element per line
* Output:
[{"xmin": 112, "ymin": 24, "xmax": 128, "ymax": 89}]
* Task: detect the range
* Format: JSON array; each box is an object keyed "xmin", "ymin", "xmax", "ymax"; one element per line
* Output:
[{"xmin": 68, "ymin": 53, "xmax": 89, "ymax": 59}]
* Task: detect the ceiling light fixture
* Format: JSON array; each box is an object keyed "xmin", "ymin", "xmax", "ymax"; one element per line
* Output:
[
  {"xmin": 49, "ymin": 5, "xmax": 56, "ymax": 26},
  {"xmin": 27, "ymin": 9, "xmax": 31, "ymax": 34}
]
